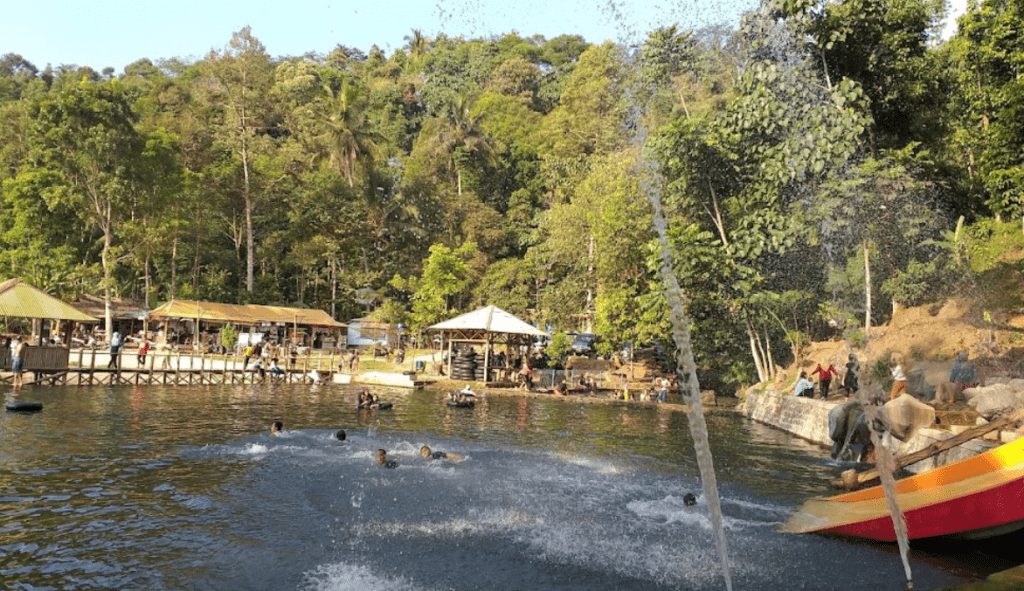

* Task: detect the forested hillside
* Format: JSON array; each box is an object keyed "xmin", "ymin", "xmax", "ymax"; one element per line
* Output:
[{"xmin": 2, "ymin": 0, "xmax": 1022, "ymax": 389}]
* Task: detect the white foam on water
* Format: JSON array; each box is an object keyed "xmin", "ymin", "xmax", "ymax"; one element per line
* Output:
[
  {"xmin": 627, "ymin": 495, "xmax": 711, "ymax": 528},
  {"xmin": 356, "ymin": 507, "xmax": 542, "ymax": 539},
  {"xmin": 244, "ymin": 443, "xmax": 269, "ymax": 455},
  {"xmin": 521, "ymin": 517, "xmax": 725, "ymax": 588},
  {"xmin": 548, "ymin": 451, "xmax": 626, "ymax": 474},
  {"xmin": 721, "ymin": 496, "xmax": 793, "ymax": 519},
  {"xmin": 301, "ymin": 562, "xmax": 429, "ymax": 591}
]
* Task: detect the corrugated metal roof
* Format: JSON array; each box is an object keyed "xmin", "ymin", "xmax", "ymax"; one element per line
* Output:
[
  {"xmin": 428, "ymin": 305, "xmax": 548, "ymax": 336},
  {"xmin": 73, "ymin": 294, "xmax": 149, "ymax": 320},
  {"xmin": 0, "ymin": 279, "xmax": 99, "ymax": 322},
  {"xmin": 148, "ymin": 299, "xmax": 347, "ymax": 328}
]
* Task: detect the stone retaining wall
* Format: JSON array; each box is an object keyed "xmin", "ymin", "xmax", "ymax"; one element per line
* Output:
[{"xmin": 740, "ymin": 388, "xmax": 995, "ymax": 474}]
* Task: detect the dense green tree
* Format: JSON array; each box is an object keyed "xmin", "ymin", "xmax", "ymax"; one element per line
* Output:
[
  {"xmin": 199, "ymin": 27, "xmax": 278, "ymax": 293},
  {"xmin": 19, "ymin": 78, "xmax": 145, "ymax": 334}
]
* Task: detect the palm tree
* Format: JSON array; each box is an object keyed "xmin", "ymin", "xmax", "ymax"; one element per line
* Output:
[
  {"xmin": 320, "ymin": 78, "xmax": 383, "ymax": 188},
  {"xmin": 403, "ymin": 29, "xmax": 430, "ymax": 59},
  {"xmin": 420, "ymin": 92, "xmax": 497, "ymax": 195}
]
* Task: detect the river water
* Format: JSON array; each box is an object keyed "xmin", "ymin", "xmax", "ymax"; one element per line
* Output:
[{"xmin": 0, "ymin": 383, "xmax": 1016, "ymax": 591}]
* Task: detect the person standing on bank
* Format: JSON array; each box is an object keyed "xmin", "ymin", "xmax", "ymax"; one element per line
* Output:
[
  {"xmin": 107, "ymin": 332, "xmax": 123, "ymax": 369},
  {"xmin": 843, "ymin": 354, "xmax": 860, "ymax": 396},
  {"xmin": 811, "ymin": 361, "xmax": 838, "ymax": 399},
  {"xmin": 11, "ymin": 335, "xmax": 26, "ymax": 388},
  {"xmin": 889, "ymin": 353, "xmax": 908, "ymax": 400}
]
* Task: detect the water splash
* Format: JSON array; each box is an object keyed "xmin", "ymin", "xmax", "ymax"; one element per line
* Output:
[
  {"xmin": 862, "ymin": 397, "xmax": 914, "ymax": 588},
  {"xmin": 639, "ymin": 153, "xmax": 733, "ymax": 591}
]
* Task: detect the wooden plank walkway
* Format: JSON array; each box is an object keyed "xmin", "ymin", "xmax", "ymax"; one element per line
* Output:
[
  {"xmin": 21, "ymin": 367, "xmax": 332, "ymax": 386},
  {"xmin": 6, "ymin": 349, "xmax": 342, "ymax": 387}
]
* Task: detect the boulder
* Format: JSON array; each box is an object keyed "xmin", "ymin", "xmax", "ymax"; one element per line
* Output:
[
  {"xmin": 967, "ymin": 384, "xmax": 1024, "ymax": 420},
  {"xmin": 701, "ymin": 390, "xmax": 716, "ymax": 406},
  {"xmin": 882, "ymin": 394, "xmax": 936, "ymax": 441}
]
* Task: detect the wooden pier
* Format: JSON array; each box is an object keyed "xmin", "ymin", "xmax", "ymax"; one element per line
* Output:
[{"xmin": 3, "ymin": 349, "xmax": 344, "ymax": 387}]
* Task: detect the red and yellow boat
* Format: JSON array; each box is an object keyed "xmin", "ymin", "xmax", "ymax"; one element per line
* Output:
[{"xmin": 783, "ymin": 436, "xmax": 1024, "ymax": 541}]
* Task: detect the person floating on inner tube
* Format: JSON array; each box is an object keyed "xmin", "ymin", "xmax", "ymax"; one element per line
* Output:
[{"xmin": 420, "ymin": 445, "xmax": 465, "ymax": 461}]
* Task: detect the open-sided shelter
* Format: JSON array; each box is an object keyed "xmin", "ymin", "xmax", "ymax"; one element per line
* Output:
[
  {"xmin": 72, "ymin": 294, "xmax": 149, "ymax": 339},
  {"xmin": 427, "ymin": 305, "xmax": 549, "ymax": 382},
  {"xmin": 0, "ymin": 278, "xmax": 99, "ymax": 372},
  {"xmin": 147, "ymin": 299, "xmax": 347, "ymax": 350}
]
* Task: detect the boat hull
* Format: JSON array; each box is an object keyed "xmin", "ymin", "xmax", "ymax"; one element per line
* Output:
[
  {"xmin": 784, "ymin": 436, "xmax": 1024, "ymax": 541},
  {"xmin": 817, "ymin": 476, "xmax": 1024, "ymax": 541}
]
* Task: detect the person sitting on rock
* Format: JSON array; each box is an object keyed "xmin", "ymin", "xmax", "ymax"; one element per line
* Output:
[
  {"xmin": 420, "ymin": 445, "xmax": 464, "ymax": 461},
  {"xmin": 935, "ymin": 351, "xmax": 979, "ymax": 404},
  {"xmin": 794, "ymin": 371, "xmax": 815, "ymax": 398}
]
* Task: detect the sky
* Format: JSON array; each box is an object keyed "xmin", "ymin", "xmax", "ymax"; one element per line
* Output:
[{"xmin": 4, "ymin": 0, "xmax": 967, "ymax": 73}]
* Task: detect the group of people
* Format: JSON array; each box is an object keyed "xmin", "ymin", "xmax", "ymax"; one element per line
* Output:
[
  {"xmin": 357, "ymin": 389, "xmax": 389, "ymax": 409},
  {"xmin": 794, "ymin": 350, "xmax": 979, "ymax": 404},
  {"xmin": 267, "ymin": 420, "xmax": 463, "ymax": 470},
  {"xmin": 794, "ymin": 354, "xmax": 861, "ymax": 399},
  {"xmin": 375, "ymin": 445, "xmax": 466, "ymax": 469},
  {"xmin": 341, "ymin": 349, "xmax": 361, "ymax": 372}
]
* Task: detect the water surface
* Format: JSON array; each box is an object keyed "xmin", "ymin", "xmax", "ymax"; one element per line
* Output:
[{"xmin": 0, "ymin": 383, "xmax": 1012, "ymax": 590}]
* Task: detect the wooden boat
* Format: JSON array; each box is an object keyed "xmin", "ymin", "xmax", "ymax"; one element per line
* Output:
[{"xmin": 783, "ymin": 436, "xmax": 1024, "ymax": 541}]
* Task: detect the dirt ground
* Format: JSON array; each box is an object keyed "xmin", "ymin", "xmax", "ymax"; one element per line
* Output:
[
  {"xmin": 786, "ymin": 299, "xmax": 1024, "ymax": 384},
  {"xmin": 773, "ymin": 298, "xmax": 1024, "ymax": 427}
]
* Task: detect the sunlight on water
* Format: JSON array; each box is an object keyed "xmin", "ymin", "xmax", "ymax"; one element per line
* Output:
[{"xmin": 302, "ymin": 563, "xmax": 428, "ymax": 591}]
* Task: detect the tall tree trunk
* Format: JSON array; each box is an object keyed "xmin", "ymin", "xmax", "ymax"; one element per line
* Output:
[
  {"xmin": 241, "ymin": 135, "xmax": 254, "ymax": 293},
  {"xmin": 169, "ymin": 235, "xmax": 178, "ymax": 300},
  {"xmin": 143, "ymin": 250, "xmax": 151, "ymax": 336},
  {"xmin": 102, "ymin": 225, "xmax": 113, "ymax": 339},
  {"xmin": 746, "ymin": 318, "xmax": 766, "ymax": 382},
  {"xmin": 863, "ymin": 239, "xmax": 872, "ymax": 334},
  {"xmin": 764, "ymin": 328, "xmax": 776, "ymax": 380},
  {"xmin": 330, "ymin": 260, "xmax": 337, "ymax": 318}
]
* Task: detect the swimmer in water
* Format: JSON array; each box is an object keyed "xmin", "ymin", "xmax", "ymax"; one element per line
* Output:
[
  {"xmin": 420, "ymin": 445, "xmax": 465, "ymax": 461},
  {"xmin": 375, "ymin": 449, "xmax": 398, "ymax": 469},
  {"xmin": 335, "ymin": 430, "xmax": 346, "ymax": 441},
  {"xmin": 684, "ymin": 493, "xmax": 697, "ymax": 506},
  {"xmin": 270, "ymin": 420, "xmax": 283, "ymax": 437}
]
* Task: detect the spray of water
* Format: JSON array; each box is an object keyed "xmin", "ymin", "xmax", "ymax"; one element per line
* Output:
[
  {"xmin": 638, "ymin": 153, "xmax": 733, "ymax": 591},
  {"xmin": 861, "ymin": 395, "xmax": 914, "ymax": 589}
]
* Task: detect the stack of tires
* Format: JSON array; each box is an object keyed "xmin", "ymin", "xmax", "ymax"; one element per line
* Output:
[
  {"xmin": 474, "ymin": 359, "xmax": 487, "ymax": 382},
  {"xmin": 452, "ymin": 349, "xmax": 477, "ymax": 381}
]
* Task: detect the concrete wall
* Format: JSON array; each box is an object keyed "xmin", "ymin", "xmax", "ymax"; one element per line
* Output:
[
  {"xmin": 740, "ymin": 388, "xmax": 996, "ymax": 474},
  {"xmin": 741, "ymin": 389, "xmax": 834, "ymax": 446}
]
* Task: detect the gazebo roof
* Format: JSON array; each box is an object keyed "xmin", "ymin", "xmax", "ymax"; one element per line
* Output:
[
  {"xmin": 0, "ymin": 278, "xmax": 99, "ymax": 322},
  {"xmin": 428, "ymin": 305, "xmax": 548, "ymax": 338}
]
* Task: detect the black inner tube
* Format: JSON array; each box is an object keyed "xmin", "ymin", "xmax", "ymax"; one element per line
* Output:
[{"xmin": 6, "ymin": 401, "xmax": 43, "ymax": 412}]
